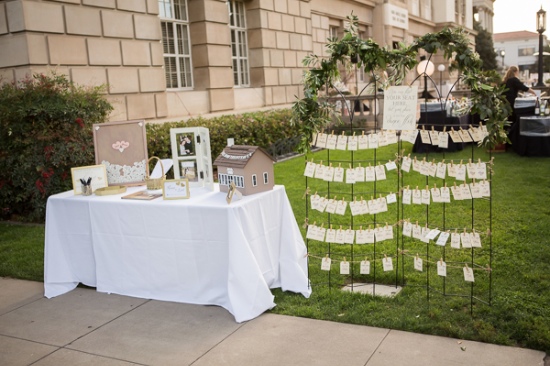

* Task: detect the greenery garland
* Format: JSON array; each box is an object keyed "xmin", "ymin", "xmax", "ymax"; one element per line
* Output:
[{"xmin": 291, "ymin": 14, "xmax": 511, "ymax": 153}]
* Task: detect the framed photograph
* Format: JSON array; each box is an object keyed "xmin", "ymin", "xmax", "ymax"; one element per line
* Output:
[
  {"xmin": 93, "ymin": 120, "xmax": 148, "ymax": 186},
  {"xmin": 162, "ymin": 179, "xmax": 190, "ymax": 200},
  {"xmin": 175, "ymin": 132, "xmax": 196, "ymax": 157},
  {"xmin": 179, "ymin": 160, "xmax": 198, "ymax": 182},
  {"xmin": 70, "ymin": 164, "xmax": 108, "ymax": 195}
]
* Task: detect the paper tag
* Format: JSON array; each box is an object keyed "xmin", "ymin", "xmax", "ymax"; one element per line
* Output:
[
  {"xmin": 429, "ymin": 130, "xmax": 440, "ymax": 145},
  {"xmin": 335, "ymin": 200, "xmax": 347, "ymax": 215},
  {"xmin": 334, "ymin": 229, "xmax": 345, "ymax": 244},
  {"xmin": 368, "ymin": 133, "xmax": 379, "ymax": 149},
  {"xmin": 333, "ymin": 167, "xmax": 345, "ymax": 183},
  {"xmin": 476, "ymin": 162, "xmax": 487, "ymax": 180},
  {"xmin": 385, "ymin": 161, "xmax": 397, "ymax": 171},
  {"xmin": 436, "ymin": 231, "xmax": 450, "ymax": 246},
  {"xmin": 421, "ymin": 189, "xmax": 431, "ymax": 205},
  {"xmin": 414, "ymin": 256, "xmax": 423, "ymax": 271},
  {"xmin": 375, "ymin": 165, "xmax": 387, "ymax": 181},
  {"xmin": 314, "ymin": 164, "xmax": 325, "ymax": 180},
  {"xmin": 455, "ymin": 164, "xmax": 466, "ymax": 181},
  {"xmin": 340, "ymin": 260, "xmax": 350, "ymax": 274},
  {"xmin": 354, "ymin": 166, "xmax": 365, "ymax": 182},
  {"xmin": 451, "ymin": 185, "xmax": 463, "ymax": 200},
  {"xmin": 360, "ymin": 260, "xmax": 370, "ymax": 274},
  {"xmin": 412, "ymin": 224, "xmax": 422, "ymax": 239},
  {"xmin": 436, "ymin": 162, "xmax": 447, "ymax": 179},
  {"xmin": 461, "ymin": 232, "xmax": 472, "ymax": 248},
  {"xmin": 358, "ymin": 135, "xmax": 369, "ymax": 150},
  {"xmin": 316, "ymin": 226, "xmax": 326, "ymax": 242},
  {"xmin": 336, "ymin": 135, "xmax": 348, "ymax": 150},
  {"xmin": 386, "ymin": 193, "xmax": 397, "ymax": 204},
  {"xmin": 344, "ymin": 229, "xmax": 355, "ymax": 244},
  {"xmin": 348, "ymin": 135, "xmax": 358, "ymax": 151},
  {"xmin": 365, "ymin": 166, "xmax": 376, "ymax": 182},
  {"xmin": 426, "ymin": 228, "xmax": 441, "ymax": 240},
  {"xmin": 438, "ymin": 132, "xmax": 449, "ymax": 148},
  {"xmin": 403, "ymin": 221, "xmax": 412, "ymax": 237},
  {"xmin": 356, "ymin": 229, "xmax": 367, "ymax": 244},
  {"xmin": 325, "ymin": 228, "xmax": 336, "ymax": 243},
  {"xmin": 310, "ymin": 193, "xmax": 320, "ymax": 210},
  {"xmin": 382, "ymin": 257, "xmax": 393, "ymax": 272},
  {"xmin": 349, "ymin": 201, "xmax": 361, "ymax": 216},
  {"xmin": 323, "ymin": 165, "xmax": 335, "ymax": 182},
  {"xmin": 451, "ymin": 232, "xmax": 461, "ymax": 249},
  {"xmin": 324, "ymin": 198, "xmax": 337, "ymax": 214},
  {"xmin": 480, "ymin": 180, "xmax": 491, "ymax": 197},
  {"xmin": 420, "ymin": 129, "xmax": 431, "ymax": 144},
  {"xmin": 431, "ymin": 187, "xmax": 441, "ymax": 202},
  {"xmin": 402, "ymin": 188, "xmax": 412, "ymax": 205},
  {"xmin": 304, "ymin": 161, "xmax": 316, "ymax": 177},
  {"xmin": 463, "ymin": 266, "xmax": 475, "ymax": 282},
  {"xmin": 470, "ymin": 182, "xmax": 483, "ymax": 199},
  {"xmin": 440, "ymin": 187, "xmax": 451, "ymax": 203},
  {"xmin": 306, "ymin": 224, "xmax": 317, "ymax": 240},
  {"xmin": 471, "ymin": 232, "xmax": 482, "ymax": 248},
  {"xmin": 325, "ymin": 134, "xmax": 337, "ymax": 149},
  {"xmin": 401, "ymin": 156, "xmax": 412, "ymax": 172},
  {"xmin": 437, "ymin": 260, "xmax": 447, "ymax": 276},
  {"xmin": 346, "ymin": 168, "xmax": 356, "ymax": 184},
  {"xmin": 412, "ymin": 189, "xmax": 422, "ymax": 205},
  {"xmin": 316, "ymin": 133, "xmax": 328, "ymax": 148},
  {"xmin": 321, "ymin": 257, "xmax": 331, "ymax": 271}
]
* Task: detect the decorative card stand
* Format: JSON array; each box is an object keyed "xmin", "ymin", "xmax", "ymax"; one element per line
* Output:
[
  {"xmin": 70, "ymin": 164, "xmax": 108, "ymax": 195},
  {"xmin": 170, "ymin": 127, "xmax": 214, "ymax": 190},
  {"xmin": 93, "ymin": 120, "xmax": 148, "ymax": 186}
]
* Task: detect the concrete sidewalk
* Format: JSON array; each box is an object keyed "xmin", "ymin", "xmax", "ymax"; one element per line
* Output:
[{"xmin": 0, "ymin": 278, "xmax": 546, "ymax": 366}]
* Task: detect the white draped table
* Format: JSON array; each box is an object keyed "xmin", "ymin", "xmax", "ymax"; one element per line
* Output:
[{"xmin": 44, "ymin": 185, "xmax": 311, "ymax": 322}]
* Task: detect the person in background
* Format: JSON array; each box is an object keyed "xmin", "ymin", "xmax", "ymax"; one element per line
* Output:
[{"xmin": 503, "ymin": 65, "xmax": 537, "ymax": 124}]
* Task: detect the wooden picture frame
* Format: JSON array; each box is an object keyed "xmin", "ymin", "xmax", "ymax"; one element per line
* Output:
[
  {"xmin": 70, "ymin": 164, "xmax": 108, "ymax": 195},
  {"xmin": 93, "ymin": 120, "xmax": 148, "ymax": 186},
  {"xmin": 162, "ymin": 179, "xmax": 190, "ymax": 200},
  {"xmin": 225, "ymin": 181, "xmax": 242, "ymax": 204}
]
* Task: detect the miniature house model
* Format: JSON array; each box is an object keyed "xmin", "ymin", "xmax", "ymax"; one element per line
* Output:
[{"xmin": 214, "ymin": 145, "xmax": 275, "ymax": 196}]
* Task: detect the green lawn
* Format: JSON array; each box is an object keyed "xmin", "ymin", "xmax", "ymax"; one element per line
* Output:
[{"xmin": 1, "ymin": 144, "xmax": 549, "ymax": 352}]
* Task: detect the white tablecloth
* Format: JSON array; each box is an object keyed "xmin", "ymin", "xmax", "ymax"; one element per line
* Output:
[{"xmin": 44, "ymin": 185, "xmax": 311, "ymax": 322}]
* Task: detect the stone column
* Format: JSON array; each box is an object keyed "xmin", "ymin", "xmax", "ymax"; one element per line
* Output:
[{"xmin": 189, "ymin": 0, "xmax": 234, "ymax": 112}]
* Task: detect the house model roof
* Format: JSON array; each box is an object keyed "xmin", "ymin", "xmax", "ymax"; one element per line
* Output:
[{"xmin": 213, "ymin": 145, "xmax": 275, "ymax": 169}]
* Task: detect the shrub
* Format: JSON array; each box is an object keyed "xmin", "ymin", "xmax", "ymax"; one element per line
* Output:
[
  {"xmin": 146, "ymin": 109, "xmax": 302, "ymax": 167},
  {"xmin": 0, "ymin": 72, "xmax": 113, "ymax": 222}
]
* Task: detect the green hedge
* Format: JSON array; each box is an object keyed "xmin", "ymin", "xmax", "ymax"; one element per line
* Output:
[
  {"xmin": 0, "ymin": 73, "xmax": 112, "ymax": 222},
  {"xmin": 146, "ymin": 109, "xmax": 302, "ymax": 166}
]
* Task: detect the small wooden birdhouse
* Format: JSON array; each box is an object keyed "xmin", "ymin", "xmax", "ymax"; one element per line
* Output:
[{"xmin": 214, "ymin": 145, "xmax": 275, "ymax": 196}]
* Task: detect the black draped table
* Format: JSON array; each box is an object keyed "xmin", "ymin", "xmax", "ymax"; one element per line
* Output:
[{"xmin": 509, "ymin": 116, "xmax": 550, "ymax": 157}]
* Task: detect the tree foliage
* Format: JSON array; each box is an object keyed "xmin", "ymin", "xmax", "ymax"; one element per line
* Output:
[{"xmin": 474, "ymin": 21, "xmax": 498, "ymax": 71}]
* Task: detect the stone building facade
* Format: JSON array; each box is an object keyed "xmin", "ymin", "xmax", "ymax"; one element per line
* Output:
[{"xmin": 0, "ymin": 0, "xmax": 481, "ymax": 122}]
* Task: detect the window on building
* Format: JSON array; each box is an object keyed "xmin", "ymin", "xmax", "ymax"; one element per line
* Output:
[
  {"xmin": 218, "ymin": 173, "xmax": 244, "ymax": 188},
  {"xmin": 252, "ymin": 174, "xmax": 258, "ymax": 187},
  {"xmin": 411, "ymin": 0, "xmax": 420, "ymax": 16},
  {"xmin": 228, "ymin": 0, "xmax": 250, "ymax": 87},
  {"xmin": 422, "ymin": 0, "xmax": 432, "ymax": 21},
  {"xmin": 518, "ymin": 47, "xmax": 535, "ymax": 57},
  {"xmin": 329, "ymin": 26, "xmax": 339, "ymax": 41},
  {"xmin": 159, "ymin": 0, "xmax": 193, "ymax": 89},
  {"xmin": 263, "ymin": 172, "xmax": 268, "ymax": 184}
]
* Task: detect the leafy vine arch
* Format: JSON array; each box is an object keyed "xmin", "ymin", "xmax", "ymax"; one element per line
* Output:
[{"xmin": 292, "ymin": 14, "xmax": 510, "ymax": 153}]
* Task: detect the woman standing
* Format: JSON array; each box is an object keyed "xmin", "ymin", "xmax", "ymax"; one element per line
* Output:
[{"xmin": 503, "ymin": 65, "xmax": 537, "ymax": 124}]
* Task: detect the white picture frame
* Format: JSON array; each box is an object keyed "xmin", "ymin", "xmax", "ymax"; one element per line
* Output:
[{"xmin": 170, "ymin": 127, "xmax": 214, "ymax": 190}]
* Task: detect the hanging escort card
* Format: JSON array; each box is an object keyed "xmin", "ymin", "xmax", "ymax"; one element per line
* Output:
[{"xmin": 382, "ymin": 85, "xmax": 419, "ymax": 130}]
